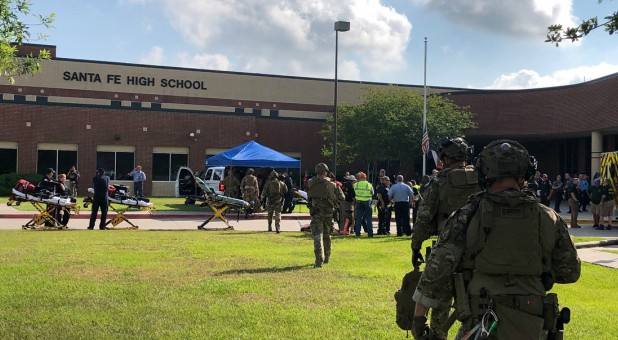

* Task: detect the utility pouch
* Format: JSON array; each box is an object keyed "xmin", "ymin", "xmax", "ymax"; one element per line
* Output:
[
  {"xmin": 495, "ymin": 303, "xmax": 545, "ymax": 340},
  {"xmin": 453, "ymin": 272, "xmax": 471, "ymax": 321}
]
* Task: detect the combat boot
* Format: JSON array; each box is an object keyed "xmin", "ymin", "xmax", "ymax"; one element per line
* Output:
[
  {"xmin": 324, "ymin": 255, "xmax": 330, "ymax": 264},
  {"xmin": 314, "ymin": 260, "xmax": 322, "ymax": 268},
  {"xmin": 268, "ymin": 225, "xmax": 273, "ymax": 232},
  {"xmin": 276, "ymin": 228, "xmax": 280, "ymax": 234}
]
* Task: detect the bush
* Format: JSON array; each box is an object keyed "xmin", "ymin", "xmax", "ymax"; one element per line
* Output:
[{"xmin": 0, "ymin": 173, "xmax": 43, "ymax": 195}]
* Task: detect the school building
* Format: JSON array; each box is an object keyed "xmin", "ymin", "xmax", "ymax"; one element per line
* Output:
[{"xmin": 1, "ymin": 44, "xmax": 617, "ymax": 196}]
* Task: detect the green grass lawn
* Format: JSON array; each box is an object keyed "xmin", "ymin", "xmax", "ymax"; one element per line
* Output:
[{"xmin": 0, "ymin": 230, "xmax": 615, "ymax": 339}]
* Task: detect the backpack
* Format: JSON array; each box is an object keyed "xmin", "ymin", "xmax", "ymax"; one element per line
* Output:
[
  {"xmin": 394, "ymin": 269, "xmax": 422, "ymax": 331},
  {"xmin": 268, "ymin": 179, "xmax": 282, "ymax": 198},
  {"xmin": 14, "ymin": 179, "xmax": 36, "ymax": 194}
]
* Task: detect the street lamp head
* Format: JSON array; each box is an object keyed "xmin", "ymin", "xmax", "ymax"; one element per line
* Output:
[{"xmin": 334, "ymin": 21, "xmax": 350, "ymax": 32}]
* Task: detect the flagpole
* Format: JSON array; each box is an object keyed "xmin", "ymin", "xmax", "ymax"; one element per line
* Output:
[{"xmin": 422, "ymin": 37, "xmax": 428, "ymax": 176}]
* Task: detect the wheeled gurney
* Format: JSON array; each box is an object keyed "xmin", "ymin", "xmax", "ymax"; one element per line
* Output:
[
  {"xmin": 84, "ymin": 184, "xmax": 155, "ymax": 230},
  {"xmin": 7, "ymin": 179, "xmax": 79, "ymax": 230},
  {"xmin": 193, "ymin": 177, "xmax": 250, "ymax": 230}
]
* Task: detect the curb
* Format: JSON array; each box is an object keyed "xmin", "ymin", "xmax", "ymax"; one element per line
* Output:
[{"xmin": 576, "ymin": 238, "xmax": 618, "ymax": 249}]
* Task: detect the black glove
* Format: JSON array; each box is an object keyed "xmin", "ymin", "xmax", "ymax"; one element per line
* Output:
[
  {"xmin": 412, "ymin": 249, "xmax": 425, "ymax": 268},
  {"xmin": 411, "ymin": 316, "xmax": 430, "ymax": 339}
]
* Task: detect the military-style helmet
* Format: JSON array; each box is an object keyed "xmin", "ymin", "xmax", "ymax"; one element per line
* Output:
[
  {"xmin": 269, "ymin": 170, "xmax": 278, "ymax": 178},
  {"xmin": 246, "ymin": 168, "xmax": 255, "ymax": 175},
  {"xmin": 314, "ymin": 163, "xmax": 329, "ymax": 175},
  {"xmin": 438, "ymin": 137, "xmax": 469, "ymax": 161},
  {"xmin": 476, "ymin": 140, "xmax": 537, "ymax": 182}
]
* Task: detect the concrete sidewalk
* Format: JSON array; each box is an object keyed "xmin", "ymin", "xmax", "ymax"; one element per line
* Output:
[{"xmin": 2, "ymin": 198, "xmax": 618, "ymax": 269}]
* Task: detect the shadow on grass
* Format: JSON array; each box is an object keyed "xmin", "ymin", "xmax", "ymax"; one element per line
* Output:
[{"xmin": 215, "ymin": 265, "xmax": 311, "ymax": 276}]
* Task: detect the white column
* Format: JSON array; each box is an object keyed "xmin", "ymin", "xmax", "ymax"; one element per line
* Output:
[{"xmin": 591, "ymin": 130, "xmax": 603, "ymax": 175}]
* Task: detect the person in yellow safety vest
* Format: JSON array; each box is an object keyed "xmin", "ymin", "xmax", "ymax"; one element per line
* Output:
[{"xmin": 353, "ymin": 172, "xmax": 374, "ymax": 237}]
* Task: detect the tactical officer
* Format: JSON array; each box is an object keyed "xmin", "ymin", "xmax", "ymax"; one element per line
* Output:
[
  {"xmin": 261, "ymin": 170, "xmax": 288, "ymax": 233},
  {"xmin": 223, "ymin": 168, "xmax": 241, "ymax": 199},
  {"xmin": 411, "ymin": 140, "xmax": 581, "ymax": 339},
  {"xmin": 410, "ymin": 137, "xmax": 481, "ymax": 339},
  {"xmin": 307, "ymin": 163, "xmax": 344, "ymax": 267},
  {"xmin": 240, "ymin": 168, "xmax": 260, "ymax": 212}
]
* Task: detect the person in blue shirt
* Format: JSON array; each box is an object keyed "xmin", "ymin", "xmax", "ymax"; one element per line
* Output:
[
  {"xmin": 578, "ymin": 173, "xmax": 590, "ymax": 212},
  {"xmin": 128, "ymin": 165, "xmax": 146, "ymax": 197},
  {"xmin": 388, "ymin": 175, "xmax": 415, "ymax": 236}
]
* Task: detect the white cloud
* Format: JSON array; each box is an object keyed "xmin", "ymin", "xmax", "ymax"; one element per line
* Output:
[
  {"xmin": 139, "ymin": 46, "xmax": 165, "ymax": 65},
  {"xmin": 162, "ymin": 0, "xmax": 411, "ymax": 80},
  {"xmin": 176, "ymin": 53, "xmax": 231, "ymax": 70},
  {"xmin": 416, "ymin": 0, "xmax": 577, "ymax": 39},
  {"xmin": 486, "ymin": 62, "xmax": 618, "ymax": 89}
]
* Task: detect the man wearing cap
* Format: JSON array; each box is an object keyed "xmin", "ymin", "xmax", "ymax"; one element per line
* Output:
[
  {"xmin": 339, "ymin": 174, "xmax": 356, "ymax": 234},
  {"xmin": 353, "ymin": 172, "xmax": 374, "ymax": 237},
  {"xmin": 38, "ymin": 168, "xmax": 58, "ymax": 192}
]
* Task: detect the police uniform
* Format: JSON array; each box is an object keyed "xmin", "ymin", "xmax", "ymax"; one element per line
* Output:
[
  {"xmin": 261, "ymin": 171, "xmax": 288, "ymax": 233},
  {"xmin": 412, "ymin": 140, "xmax": 581, "ymax": 339},
  {"xmin": 410, "ymin": 138, "xmax": 481, "ymax": 339},
  {"xmin": 308, "ymin": 163, "xmax": 344, "ymax": 267}
]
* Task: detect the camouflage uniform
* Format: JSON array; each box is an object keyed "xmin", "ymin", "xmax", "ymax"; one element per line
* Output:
[
  {"xmin": 411, "ymin": 138, "xmax": 480, "ymax": 340},
  {"xmin": 261, "ymin": 171, "xmax": 288, "ymax": 232},
  {"xmin": 308, "ymin": 163, "xmax": 345, "ymax": 267},
  {"xmin": 240, "ymin": 171, "xmax": 260, "ymax": 212},
  {"xmin": 412, "ymin": 140, "xmax": 581, "ymax": 339},
  {"xmin": 223, "ymin": 170, "xmax": 241, "ymax": 198}
]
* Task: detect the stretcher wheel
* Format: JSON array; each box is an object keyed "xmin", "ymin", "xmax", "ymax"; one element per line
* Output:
[
  {"xmin": 6, "ymin": 202, "xmax": 12, "ymax": 206},
  {"xmin": 83, "ymin": 203, "xmax": 90, "ymax": 208}
]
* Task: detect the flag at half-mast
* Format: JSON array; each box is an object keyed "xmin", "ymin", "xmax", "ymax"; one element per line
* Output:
[{"xmin": 421, "ymin": 122, "xmax": 429, "ymax": 154}]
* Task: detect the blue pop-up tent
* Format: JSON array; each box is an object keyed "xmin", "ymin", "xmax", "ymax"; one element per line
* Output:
[{"xmin": 205, "ymin": 141, "xmax": 301, "ymax": 168}]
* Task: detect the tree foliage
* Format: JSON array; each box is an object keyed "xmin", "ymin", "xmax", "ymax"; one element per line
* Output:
[
  {"xmin": 546, "ymin": 0, "xmax": 617, "ymax": 46},
  {"xmin": 322, "ymin": 86, "xmax": 477, "ymax": 175},
  {"xmin": 0, "ymin": 0, "xmax": 54, "ymax": 83}
]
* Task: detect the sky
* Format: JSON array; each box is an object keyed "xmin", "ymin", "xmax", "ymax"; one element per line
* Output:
[{"xmin": 25, "ymin": 0, "xmax": 618, "ymax": 89}]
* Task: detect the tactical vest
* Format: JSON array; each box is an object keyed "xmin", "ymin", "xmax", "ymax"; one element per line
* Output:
[
  {"xmin": 436, "ymin": 166, "xmax": 480, "ymax": 229},
  {"xmin": 463, "ymin": 192, "xmax": 552, "ymax": 295},
  {"xmin": 308, "ymin": 177, "xmax": 335, "ymax": 213},
  {"xmin": 354, "ymin": 180, "xmax": 372, "ymax": 201}
]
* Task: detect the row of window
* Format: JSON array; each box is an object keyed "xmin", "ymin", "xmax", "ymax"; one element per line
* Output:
[{"xmin": 0, "ymin": 148, "xmax": 188, "ymax": 181}]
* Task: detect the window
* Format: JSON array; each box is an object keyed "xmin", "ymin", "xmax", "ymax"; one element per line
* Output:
[
  {"xmin": 37, "ymin": 144, "xmax": 78, "ymax": 176},
  {"xmin": 152, "ymin": 148, "xmax": 188, "ymax": 181},
  {"xmin": 96, "ymin": 151, "xmax": 135, "ymax": 180},
  {"xmin": 0, "ymin": 147, "xmax": 17, "ymax": 174}
]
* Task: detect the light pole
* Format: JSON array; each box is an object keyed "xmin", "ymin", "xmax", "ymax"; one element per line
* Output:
[{"xmin": 333, "ymin": 20, "xmax": 350, "ymax": 179}]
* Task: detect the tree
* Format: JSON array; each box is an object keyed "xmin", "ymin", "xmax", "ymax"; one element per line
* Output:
[
  {"xmin": 0, "ymin": 0, "xmax": 54, "ymax": 83},
  {"xmin": 322, "ymin": 86, "xmax": 477, "ymax": 177},
  {"xmin": 546, "ymin": 1, "xmax": 617, "ymax": 46}
]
